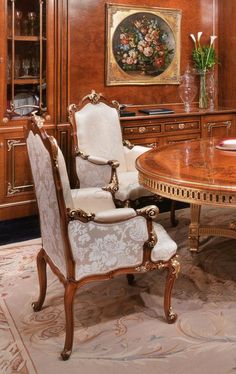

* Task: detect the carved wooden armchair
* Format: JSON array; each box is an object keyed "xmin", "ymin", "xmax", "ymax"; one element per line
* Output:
[
  {"xmin": 68, "ymin": 90, "xmax": 163, "ymax": 208},
  {"xmin": 25, "ymin": 113, "xmax": 180, "ymax": 360}
]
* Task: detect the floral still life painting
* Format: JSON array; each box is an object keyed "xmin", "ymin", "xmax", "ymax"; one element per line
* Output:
[{"xmin": 106, "ymin": 4, "xmax": 181, "ymax": 85}]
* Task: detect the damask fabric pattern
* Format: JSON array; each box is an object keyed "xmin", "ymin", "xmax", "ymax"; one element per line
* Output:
[
  {"xmin": 26, "ymin": 132, "xmax": 67, "ymax": 276},
  {"xmin": 2, "ymin": 207, "xmax": 236, "ymax": 374},
  {"xmin": 68, "ymin": 215, "xmax": 177, "ymax": 281},
  {"xmin": 75, "ymin": 102, "xmax": 127, "ymax": 171},
  {"xmin": 68, "ymin": 216, "xmax": 147, "ymax": 280},
  {"xmin": 76, "ymin": 156, "xmax": 112, "ymax": 188}
]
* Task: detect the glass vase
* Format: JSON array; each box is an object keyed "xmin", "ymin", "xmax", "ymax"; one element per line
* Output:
[
  {"xmin": 206, "ymin": 70, "xmax": 216, "ymax": 111},
  {"xmin": 199, "ymin": 69, "xmax": 208, "ymax": 109},
  {"xmin": 178, "ymin": 69, "xmax": 197, "ymax": 112}
]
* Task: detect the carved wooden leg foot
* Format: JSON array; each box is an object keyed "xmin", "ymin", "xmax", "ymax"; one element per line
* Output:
[
  {"xmin": 166, "ymin": 307, "xmax": 177, "ymax": 324},
  {"xmin": 61, "ymin": 281, "xmax": 77, "ymax": 360},
  {"xmin": 163, "ymin": 255, "xmax": 180, "ymax": 324},
  {"xmin": 32, "ymin": 248, "xmax": 47, "ymax": 312},
  {"xmin": 61, "ymin": 349, "xmax": 72, "ymax": 361},
  {"xmin": 126, "ymin": 274, "xmax": 135, "ymax": 285}
]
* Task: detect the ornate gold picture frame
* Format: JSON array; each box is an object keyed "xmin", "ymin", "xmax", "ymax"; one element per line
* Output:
[{"xmin": 106, "ymin": 4, "xmax": 182, "ymax": 86}]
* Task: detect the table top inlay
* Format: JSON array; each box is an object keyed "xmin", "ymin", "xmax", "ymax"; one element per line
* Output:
[{"xmin": 136, "ymin": 138, "xmax": 236, "ymax": 192}]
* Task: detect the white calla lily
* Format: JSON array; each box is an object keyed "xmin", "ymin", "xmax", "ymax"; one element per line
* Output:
[
  {"xmin": 210, "ymin": 35, "xmax": 217, "ymax": 45},
  {"xmin": 197, "ymin": 32, "xmax": 203, "ymax": 42},
  {"xmin": 190, "ymin": 34, "xmax": 196, "ymax": 43}
]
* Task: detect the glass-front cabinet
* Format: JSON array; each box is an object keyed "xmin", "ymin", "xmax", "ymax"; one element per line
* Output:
[
  {"xmin": 0, "ymin": 0, "xmax": 55, "ymax": 220},
  {"xmin": 7, "ymin": 0, "xmax": 46, "ymax": 117}
]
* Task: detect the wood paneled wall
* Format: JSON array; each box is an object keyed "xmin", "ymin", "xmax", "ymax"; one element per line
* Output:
[
  {"xmin": 218, "ymin": 0, "xmax": 236, "ymax": 108},
  {"xmin": 62, "ymin": 0, "xmax": 218, "ymax": 116}
]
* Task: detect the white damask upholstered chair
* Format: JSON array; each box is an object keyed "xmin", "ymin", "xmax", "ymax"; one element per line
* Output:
[
  {"xmin": 25, "ymin": 113, "xmax": 180, "ymax": 360},
  {"xmin": 68, "ymin": 91, "xmax": 160, "ymax": 205}
]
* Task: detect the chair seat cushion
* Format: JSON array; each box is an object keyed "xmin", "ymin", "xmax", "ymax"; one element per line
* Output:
[
  {"xmin": 151, "ymin": 222, "xmax": 177, "ymax": 262},
  {"xmin": 117, "ymin": 171, "xmax": 153, "ymax": 201}
]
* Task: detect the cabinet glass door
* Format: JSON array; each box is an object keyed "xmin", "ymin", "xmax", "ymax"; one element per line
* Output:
[{"xmin": 7, "ymin": 0, "xmax": 46, "ymax": 117}]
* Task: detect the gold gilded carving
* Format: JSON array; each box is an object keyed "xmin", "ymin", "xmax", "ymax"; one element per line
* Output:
[
  {"xmin": 7, "ymin": 139, "xmax": 34, "ymax": 195},
  {"xmin": 2, "ymin": 117, "xmax": 9, "ymax": 124},
  {"xmin": 167, "ymin": 307, "xmax": 177, "ymax": 321},
  {"xmin": 171, "ymin": 255, "xmax": 180, "ymax": 278},
  {"xmin": 82, "ymin": 90, "xmax": 102, "ymax": 105},
  {"xmin": 137, "ymin": 205, "xmax": 159, "ymax": 220},
  {"xmin": 135, "ymin": 261, "xmax": 165, "ymax": 273},
  {"xmin": 32, "ymin": 112, "xmax": 45, "ymax": 128},
  {"xmin": 139, "ymin": 173, "xmax": 236, "ymax": 207},
  {"xmin": 67, "ymin": 208, "xmax": 95, "ymax": 223},
  {"xmin": 7, "ymin": 182, "xmax": 20, "ymax": 195},
  {"xmin": 123, "ymin": 139, "xmax": 134, "ymax": 149},
  {"xmin": 7, "ymin": 139, "xmax": 21, "ymax": 151}
]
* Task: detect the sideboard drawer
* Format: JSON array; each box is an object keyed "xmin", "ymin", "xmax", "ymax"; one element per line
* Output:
[
  {"xmin": 165, "ymin": 121, "xmax": 200, "ymax": 132},
  {"xmin": 165, "ymin": 132, "xmax": 201, "ymax": 144},
  {"xmin": 123, "ymin": 124, "xmax": 161, "ymax": 135}
]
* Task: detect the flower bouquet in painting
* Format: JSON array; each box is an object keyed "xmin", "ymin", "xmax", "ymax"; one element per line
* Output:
[{"xmin": 113, "ymin": 14, "xmax": 175, "ymax": 76}]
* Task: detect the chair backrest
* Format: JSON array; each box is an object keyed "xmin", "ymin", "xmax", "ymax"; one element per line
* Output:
[
  {"xmin": 25, "ymin": 115, "xmax": 74, "ymax": 278},
  {"xmin": 69, "ymin": 90, "xmax": 127, "ymax": 171}
]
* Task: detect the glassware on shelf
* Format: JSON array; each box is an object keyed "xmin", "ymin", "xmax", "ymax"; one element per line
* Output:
[
  {"xmin": 7, "ymin": 57, "xmax": 11, "ymax": 80},
  {"xmin": 31, "ymin": 57, "xmax": 39, "ymax": 76},
  {"xmin": 14, "ymin": 55, "xmax": 21, "ymax": 78},
  {"xmin": 15, "ymin": 10, "xmax": 23, "ymax": 35},
  {"xmin": 28, "ymin": 12, "xmax": 37, "ymax": 36},
  {"xmin": 178, "ymin": 69, "xmax": 197, "ymax": 112},
  {"xmin": 22, "ymin": 58, "xmax": 30, "ymax": 76},
  {"xmin": 22, "ymin": 17, "xmax": 28, "ymax": 35}
]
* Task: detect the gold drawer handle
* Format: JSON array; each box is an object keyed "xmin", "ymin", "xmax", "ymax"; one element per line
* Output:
[
  {"xmin": 147, "ymin": 143, "xmax": 157, "ymax": 148},
  {"xmin": 207, "ymin": 121, "xmax": 231, "ymax": 132},
  {"xmin": 139, "ymin": 126, "xmax": 146, "ymax": 133},
  {"xmin": 178, "ymin": 123, "xmax": 185, "ymax": 129}
]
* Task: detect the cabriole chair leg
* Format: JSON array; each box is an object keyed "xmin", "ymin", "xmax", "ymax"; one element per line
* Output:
[
  {"xmin": 163, "ymin": 255, "xmax": 180, "ymax": 324},
  {"xmin": 32, "ymin": 248, "xmax": 47, "ymax": 312},
  {"xmin": 61, "ymin": 281, "xmax": 77, "ymax": 360}
]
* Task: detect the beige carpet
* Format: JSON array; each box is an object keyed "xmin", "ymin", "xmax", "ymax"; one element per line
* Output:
[{"xmin": 1, "ymin": 206, "xmax": 236, "ymax": 374}]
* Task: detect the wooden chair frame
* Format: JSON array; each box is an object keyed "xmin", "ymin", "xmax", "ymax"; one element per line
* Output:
[{"xmin": 25, "ymin": 114, "xmax": 180, "ymax": 360}]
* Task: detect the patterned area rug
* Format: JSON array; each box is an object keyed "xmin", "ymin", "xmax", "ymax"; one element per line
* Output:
[{"xmin": 1, "ymin": 207, "xmax": 236, "ymax": 374}]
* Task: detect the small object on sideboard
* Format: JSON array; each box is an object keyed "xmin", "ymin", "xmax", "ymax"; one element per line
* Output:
[
  {"xmin": 139, "ymin": 108, "xmax": 174, "ymax": 115},
  {"xmin": 120, "ymin": 110, "xmax": 136, "ymax": 117}
]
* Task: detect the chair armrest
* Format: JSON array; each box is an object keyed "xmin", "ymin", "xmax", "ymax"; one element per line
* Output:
[
  {"xmin": 94, "ymin": 208, "xmax": 137, "ymax": 223},
  {"xmin": 76, "ymin": 149, "xmax": 119, "ymax": 167},
  {"xmin": 123, "ymin": 144, "xmax": 150, "ymax": 171},
  {"xmin": 75, "ymin": 150, "xmax": 119, "ymax": 192},
  {"xmin": 136, "ymin": 205, "xmax": 159, "ymax": 220}
]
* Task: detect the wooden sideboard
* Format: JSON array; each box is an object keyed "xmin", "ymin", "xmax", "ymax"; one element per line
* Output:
[{"xmin": 120, "ymin": 106, "xmax": 236, "ymax": 147}]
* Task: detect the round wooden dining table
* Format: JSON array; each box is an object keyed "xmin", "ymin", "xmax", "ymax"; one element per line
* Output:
[{"xmin": 136, "ymin": 138, "xmax": 236, "ymax": 251}]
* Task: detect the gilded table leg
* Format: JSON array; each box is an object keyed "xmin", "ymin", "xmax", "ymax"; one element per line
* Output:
[{"xmin": 189, "ymin": 204, "xmax": 201, "ymax": 252}]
